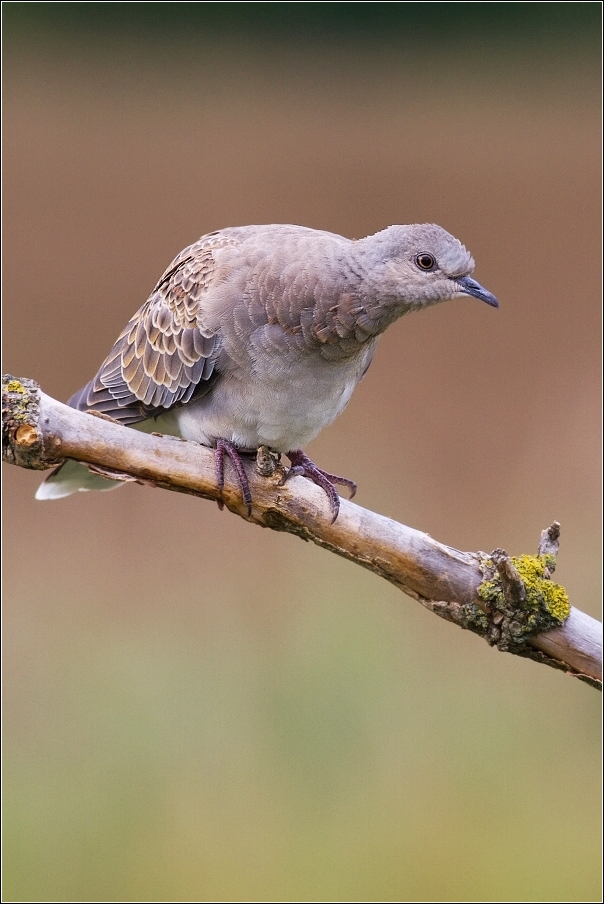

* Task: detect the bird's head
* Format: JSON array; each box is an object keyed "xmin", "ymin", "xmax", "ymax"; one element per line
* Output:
[{"xmin": 356, "ymin": 223, "xmax": 498, "ymax": 313}]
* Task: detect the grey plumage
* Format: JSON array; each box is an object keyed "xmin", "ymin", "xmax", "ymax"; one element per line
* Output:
[{"xmin": 36, "ymin": 223, "xmax": 498, "ymax": 513}]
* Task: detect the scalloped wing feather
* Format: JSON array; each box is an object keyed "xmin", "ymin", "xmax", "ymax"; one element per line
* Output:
[{"xmin": 69, "ymin": 234, "xmax": 240, "ymax": 423}]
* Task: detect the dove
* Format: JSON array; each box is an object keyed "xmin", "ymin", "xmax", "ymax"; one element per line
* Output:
[{"xmin": 36, "ymin": 223, "xmax": 498, "ymax": 519}]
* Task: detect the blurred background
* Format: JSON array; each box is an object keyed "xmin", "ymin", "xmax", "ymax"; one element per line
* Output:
[{"xmin": 3, "ymin": 4, "xmax": 601, "ymax": 901}]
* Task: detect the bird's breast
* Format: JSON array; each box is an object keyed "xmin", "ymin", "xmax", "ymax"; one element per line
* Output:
[{"xmin": 165, "ymin": 342, "xmax": 376, "ymax": 452}]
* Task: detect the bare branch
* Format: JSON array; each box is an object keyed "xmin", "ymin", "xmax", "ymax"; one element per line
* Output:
[{"xmin": 3, "ymin": 375, "xmax": 601, "ymax": 689}]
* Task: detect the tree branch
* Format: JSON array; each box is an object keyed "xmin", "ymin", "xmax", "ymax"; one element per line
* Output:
[{"xmin": 3, "ymin": 375, "xmax": 601, "ymax": 689}]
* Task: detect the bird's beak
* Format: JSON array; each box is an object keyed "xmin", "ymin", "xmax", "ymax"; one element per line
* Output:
[{"xmin": 456, "ymin": 275, "xmax": 499, "ymax": 308}]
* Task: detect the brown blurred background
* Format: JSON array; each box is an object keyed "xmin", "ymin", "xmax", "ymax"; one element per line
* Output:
[{"xmin": 3, "ymin": 5, "xmax": 601, "ymax": 901}]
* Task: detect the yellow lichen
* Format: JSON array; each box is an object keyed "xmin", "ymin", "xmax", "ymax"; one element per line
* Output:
[
  {"xmin": 5, "ymin": 380, "xmax": 26, "ymax": 394},
  {"xmin": 511, "ymin": 555, "xmax": 570, "ymax": 623},
  {"xmin": 477, "ymin": 553, "xmax": 570, "ymax": 651}
]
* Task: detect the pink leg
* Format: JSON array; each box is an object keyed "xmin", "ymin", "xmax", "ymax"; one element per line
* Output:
[{"xmin": 215, "ymin": 439, "xmax": 253, "ymax": 515}]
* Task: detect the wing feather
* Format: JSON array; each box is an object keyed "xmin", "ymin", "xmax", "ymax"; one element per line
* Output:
[{"xmin": 69, "ymin": 233, "xmax": 240, "ymax": 422}]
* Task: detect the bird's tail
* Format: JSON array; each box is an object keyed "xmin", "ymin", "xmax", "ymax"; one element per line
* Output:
[{"xmin": 35, "ymin": 460, "xmax": 123, "ymax": 500}]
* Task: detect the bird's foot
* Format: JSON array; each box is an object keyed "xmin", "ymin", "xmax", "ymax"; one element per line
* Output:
[
  {"xmin": 215, "ymin": 439, "xmax": 253, "ymax": 515},
  {"xmin": 281, "ymin": 449, "xmax": 357, "ymax": 523}
]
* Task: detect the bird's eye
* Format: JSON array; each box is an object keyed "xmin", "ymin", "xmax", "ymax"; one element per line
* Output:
[{"xmin": 415, "ymin": 253, "xmax": 436, "ymax": 271}]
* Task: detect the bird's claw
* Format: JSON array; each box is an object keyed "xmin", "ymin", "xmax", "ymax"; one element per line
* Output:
[
  {"xmin": 214, "ymin": 442, "xmax": 356, "ymax": 523},
  {"xmin": 215, "ymin": 439, "xmax": 253, "ymax": 515},
  {"xmin": 281, "ymin": 449, "xmax": 357, "ymax": 523}
]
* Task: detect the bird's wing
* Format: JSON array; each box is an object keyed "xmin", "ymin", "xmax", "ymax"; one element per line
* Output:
[{"xmin": 69, "ymin": 233, "xmax": 239, "ymax": 424}]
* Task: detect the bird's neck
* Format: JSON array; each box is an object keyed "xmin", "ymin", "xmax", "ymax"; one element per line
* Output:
[{"xmin": 312, "ymin": 235, "xmax": 415, "ymax": 349}]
